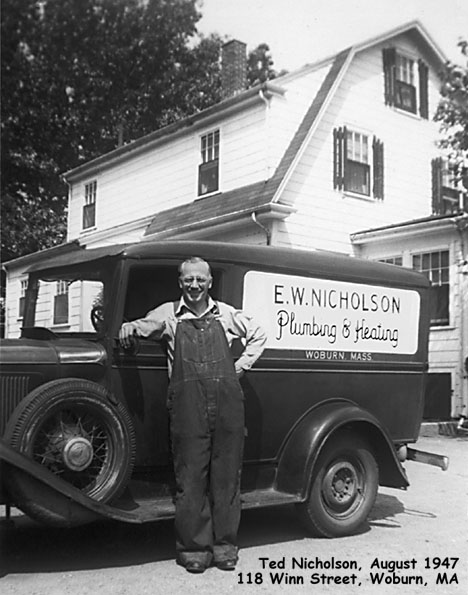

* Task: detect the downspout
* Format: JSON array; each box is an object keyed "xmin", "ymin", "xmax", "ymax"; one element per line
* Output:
[
  {"xmin": 251, "ymin": 212, "xmax": 271, "ymax": 245},
  {"xmin": 255, "ymin": 88, "xmax": 272, "ymax": 246}
]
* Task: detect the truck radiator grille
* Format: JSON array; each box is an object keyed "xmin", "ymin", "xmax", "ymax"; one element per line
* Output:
[{"xmin": 0, "ymin": 375, "xmax": 30, "ymax": 435}]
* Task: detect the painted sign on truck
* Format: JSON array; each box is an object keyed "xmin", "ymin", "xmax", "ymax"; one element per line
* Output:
[{"xmin": 243, "ymin": 271, "xmax": 421, "ymax": 355}]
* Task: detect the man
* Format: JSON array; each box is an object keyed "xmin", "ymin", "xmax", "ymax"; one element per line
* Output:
[{"xmin": 119, "ymin": 257, "xmax": 266, "ymax": 574}]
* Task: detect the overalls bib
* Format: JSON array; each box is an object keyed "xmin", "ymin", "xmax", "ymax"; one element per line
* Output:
[{"xmin": 168, "ymin": 311, "xmax": 245, "ymax": 565}]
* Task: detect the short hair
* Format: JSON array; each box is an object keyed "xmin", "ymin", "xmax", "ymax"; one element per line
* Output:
[{"xmin": 178, "ymin": 256, "xmax": 212, "ymax": 276}]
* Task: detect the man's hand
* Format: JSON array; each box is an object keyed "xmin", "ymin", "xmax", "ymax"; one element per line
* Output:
[{"xmin": 119, "ymin": 322, "xmax": 137, "ymax": 349}]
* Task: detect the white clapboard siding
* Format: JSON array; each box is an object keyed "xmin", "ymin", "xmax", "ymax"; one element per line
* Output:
[
  {"xmin": 275, "ymin": 34, "xmax": 444, "ymax": 254},
  {"xmin": 68, "ymin": 105, "xmax": 268, "ymax": 241}
]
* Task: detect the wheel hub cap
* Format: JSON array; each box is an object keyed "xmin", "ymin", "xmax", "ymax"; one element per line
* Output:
[
  {"xmin": 63, "ymin": 437, "xmax": 94, "ymax": 471},
  {"xmin": 323, "ymin": 462, "xmax": 358, "ymax": 510}
]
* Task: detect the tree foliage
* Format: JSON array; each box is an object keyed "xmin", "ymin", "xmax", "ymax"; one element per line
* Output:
[
  {"xmin": 247, "ymin": 43, "xmax": 277, "ymax": 86},
  {"xmin": 1, "ymin": 1, "xmax": 279, "ymax": 264},
  {"xmin": 434, "ymin": 40, "xmax": 468, "ymax": 159},
  {"xmin": 1, "ymin": 0, "xmax": 224, "ymax": 262}
]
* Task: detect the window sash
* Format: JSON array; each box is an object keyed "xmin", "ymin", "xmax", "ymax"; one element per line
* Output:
[
  {"xmin": 395, "ymin": 80, "xmax": 416, "ymax": 113},
  {"xmin": 413, "ymin": 251, "xmax": 449, "ymax": 326},
  {"xmin": 53, "ymin": 292, "xmax": 69, "ymax": 325},
  {"xmin": 83, "ymin": 202, "xmax": 96, "ymax": 229},
  {"xmin": 198, "ymin": 159, "xmax": 219, "ymax": 195},
  {"xmin": 345, "ymin": 160, "xmax": 370, "ymax": 195},
  {"xmin": 201, "ymin": 131, "xmax": 219, "ymax": 163},
  {"xmin": 396, "ymin": 55, "xmax": 414, "ymax": 84},
  {"xmin": 85, "ymin": 181, "xmax": 97, "ymax": 205}
]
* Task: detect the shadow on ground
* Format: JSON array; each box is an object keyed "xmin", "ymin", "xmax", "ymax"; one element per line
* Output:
[{"xmin": 0, "ymin": 491, "xmax": 406, "ymax": 576}]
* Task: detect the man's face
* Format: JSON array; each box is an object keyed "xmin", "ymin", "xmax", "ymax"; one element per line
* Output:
[{"xmin": 179, "ymin": 261, "xmax": 212, "ymax": 309}]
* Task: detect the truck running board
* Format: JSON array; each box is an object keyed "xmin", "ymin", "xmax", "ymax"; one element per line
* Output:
[{"xmin": 406, "ymin": 447, "xmax": 449, "ymax": 471}]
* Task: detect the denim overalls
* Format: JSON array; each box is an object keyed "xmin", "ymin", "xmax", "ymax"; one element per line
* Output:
[{"xmin": 168, "ymin": 310, "xmax": 245, "ymax": 566}]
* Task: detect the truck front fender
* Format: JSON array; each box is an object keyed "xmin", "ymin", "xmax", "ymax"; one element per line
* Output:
[
  {"xmin": 0, "ymin": 440, "xmax": 140, "ymax": 527},
  {"xmin": 275, "ymin": 399, "xmax": 409, "ymax": 498}
]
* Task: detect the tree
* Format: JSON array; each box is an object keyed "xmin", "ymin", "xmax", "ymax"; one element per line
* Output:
[
  {"xmin": 247, "ymin": 43, "xmax": 279, "ymax": 87},
  {"xmin": 1, "ymin": 0, "xmax": 223, "ymax": 263},
  {"xmin": 434, "ymin": 40, "xmax": 468, "ymax": 161},
  {"xmin": 1, "ymin": 1, "xmax": 278, "ymax": 265}
]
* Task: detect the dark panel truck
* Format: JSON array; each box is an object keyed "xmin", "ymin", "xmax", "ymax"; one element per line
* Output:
[{"xmin": 0, "ymin": 241, "xmax": 448, "ymax": 535}]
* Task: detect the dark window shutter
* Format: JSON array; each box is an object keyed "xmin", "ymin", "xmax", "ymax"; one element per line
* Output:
[
  {"xmin": 382, "ymin": 48, "xmax": 396, "ymax": 106},
  {"xmin": 373, "ymin": 137, "xmax": 384, "ymax": 200},
  {"xmin": 432, "ymin": 157, "xmax": 443, "ymax": 214},
  {"xmin": 333, "ymin": 127, "xmax": 345, "ymax": 190},
  {"xmin": 418, "ymin": 60, "xmax": 429, "ymax": 119}
]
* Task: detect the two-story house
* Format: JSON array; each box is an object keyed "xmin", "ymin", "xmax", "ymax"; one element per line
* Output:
[{"xmin": 4, "ymin": 21, "xmax": 467, "ymax": 420}]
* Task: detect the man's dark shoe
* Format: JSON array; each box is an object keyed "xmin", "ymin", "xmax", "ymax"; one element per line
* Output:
[
  {"xmin": 216, "ymin": 559, "xmax": 237, "ymax": 571},
  {"xmin": 185, "ymin": 561, "xmax": 207, "ymax": 574}
]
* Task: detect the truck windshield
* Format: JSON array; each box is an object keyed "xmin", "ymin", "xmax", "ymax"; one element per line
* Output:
[{"xmin": 25, "ymin": 269, "xmax": 107, "ymax": 335}]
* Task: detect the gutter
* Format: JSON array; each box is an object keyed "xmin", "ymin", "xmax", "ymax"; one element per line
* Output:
[{"xmin": 63, "ymin": 82, "xmax": 285, "ymax": 183}]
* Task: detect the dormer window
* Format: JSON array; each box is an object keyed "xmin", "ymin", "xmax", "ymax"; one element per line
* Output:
[
  {"xmin": 395, "ymin": 54, "xmax": 416, "ymax": 113},
  {"xmin": 198, "ymin": 130, "xmax": 219, "ymax": 196},
  {"xmin": 383, "ymin": 48, "xmax": 429, "ymax": 118}
]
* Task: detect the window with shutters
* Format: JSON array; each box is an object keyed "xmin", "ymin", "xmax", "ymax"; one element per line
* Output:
[
  {"xmin": 413, "ymin": 250, "xmax": 449, "ymax": 326},
  {"xmin": 83, "ymin": 180, "xmax": 97, "ymax": 229},
  {"xmin": 333, "ymin": 127, "xmax": 384, "ymax": 199},
  {"xmin": 383, "ymin": 48, "xmax": 429, "ymax": 118},
  {"xmin": 431, "ymin": 158, "xmax": 468, "ymax": 215},
  {"xmin": 53, "ymin": 280, "xmax": 69, "ymax": 325},
  {"xmin": 198, "ymin": 130, "xmax": 220, "ymax": 196}
]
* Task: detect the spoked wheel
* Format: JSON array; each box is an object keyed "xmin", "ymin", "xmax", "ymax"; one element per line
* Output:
[
  {"xmin": 296, "ymin": 431, "xmax": 378, "ymax": 537},
  {"xmin": 4, "ymin": 379, "xmax": 136, "ymax": 520}
]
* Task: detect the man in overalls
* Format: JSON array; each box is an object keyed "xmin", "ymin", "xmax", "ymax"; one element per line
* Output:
[{"xmin": 119, "ymin": 257, "xmax": 266, "ymax": 573}]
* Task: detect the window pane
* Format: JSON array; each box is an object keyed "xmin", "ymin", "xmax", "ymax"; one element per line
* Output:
[
  {"xmin": 395, "ymin": 81, "xmax": 416, "ymax": 113},
  {"xmin": 422, "ymin": 253, "xmax": 430, "ymax": 271},
  {"xmin": 430, "ymin": 285, "xmax": 449, "ymax": 326}
]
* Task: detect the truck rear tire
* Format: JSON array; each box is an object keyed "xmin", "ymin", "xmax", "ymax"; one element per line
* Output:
[
  {"xmin": 4, "ymin": 379, "xmax": 136, "ymax": 507},
  {"xmin": 296, "ymin": 431, "xmax": 378, "ymax": 537}
]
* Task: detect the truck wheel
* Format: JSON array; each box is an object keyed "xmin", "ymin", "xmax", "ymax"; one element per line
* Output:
[
  {"xmin": 4, "ymin": 378, "xmax": 136, "ymax": 503},
  {"xmin": 296, "ymin": 432, "xmax": 378, "ymax": 537}
]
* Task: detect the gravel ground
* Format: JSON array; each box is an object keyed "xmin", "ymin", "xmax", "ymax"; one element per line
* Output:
[{"xmin": 1, "ymin": 434, "xmax": 467, "ymax": 595}]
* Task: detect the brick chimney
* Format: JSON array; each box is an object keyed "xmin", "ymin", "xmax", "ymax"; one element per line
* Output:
[{"xmin": 221, "ymin": 40, "xmax": 247, "ymax": 98}]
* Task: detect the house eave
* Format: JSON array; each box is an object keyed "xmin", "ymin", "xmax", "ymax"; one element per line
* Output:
[
  {"xmin": 2, "ymin": 240, "xmax": 83, "ymax": 271},
  {"xmin": 144, "ymin": 202, "xmax": 296, "ymax": 240},
  {"xmin": 355, "ymin": 20, "xmax": 446, "ymax": 67},
  {"xmin": 63, "ymin": 82, "xmax": 286, "ymax": 183},
  {"xmin": 351, "ymin": 213, "xmax": 468, "ymax": 245}
]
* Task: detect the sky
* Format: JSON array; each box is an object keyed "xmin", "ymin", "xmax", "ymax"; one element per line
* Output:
[{"xmin": 197, "ymin": 0, "xmax": 468, "ymax": 72}]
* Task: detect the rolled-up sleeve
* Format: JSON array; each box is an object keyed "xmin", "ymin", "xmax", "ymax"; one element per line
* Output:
[{"xmin": 128, "ymin": 303, "xmax": 172, "ymax": 339}]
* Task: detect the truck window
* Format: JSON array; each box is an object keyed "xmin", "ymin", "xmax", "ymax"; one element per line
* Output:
[{"xmin": 123, "ymin": 265, "xmax": 223, "ymax": 321}]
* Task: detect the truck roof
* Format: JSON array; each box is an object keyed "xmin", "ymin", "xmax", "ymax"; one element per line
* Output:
[{"xmin": 27, "ymin": 240, "xmax": 429, "ymax": 289}]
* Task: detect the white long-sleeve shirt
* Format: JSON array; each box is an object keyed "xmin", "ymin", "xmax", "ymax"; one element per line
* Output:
[{"xmin": 125, "ymin": 296, "xmax": 267, "ymax": 377}]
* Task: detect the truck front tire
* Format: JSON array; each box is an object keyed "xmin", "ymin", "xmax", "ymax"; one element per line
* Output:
[{"xmin": 4, "ymin": 379, "xmax": 136, "ymax": 513}]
